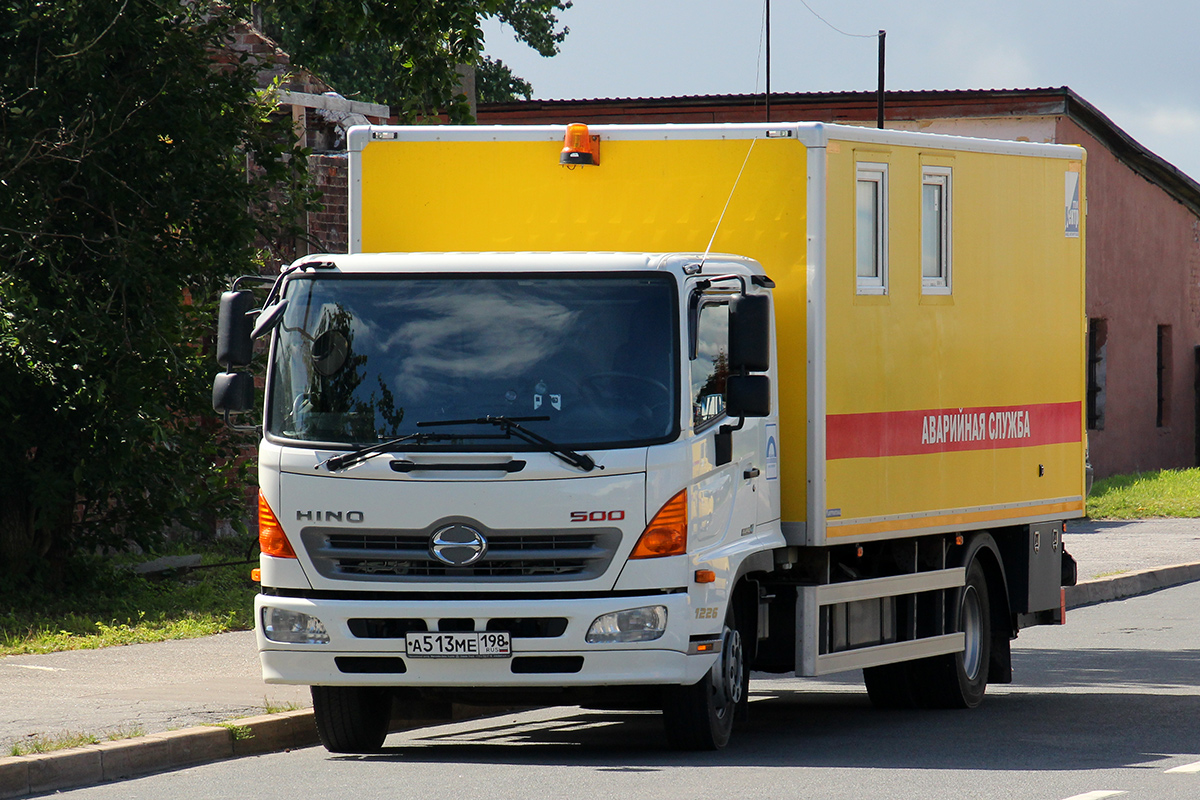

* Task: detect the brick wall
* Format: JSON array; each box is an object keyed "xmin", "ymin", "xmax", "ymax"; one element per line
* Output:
[
  {"xmin": 225, "ymin": 22, "xmax": 332, "ymax": 94},
  {"xmin": 307, "ymin": 154, "xmax": 349, "ymax": 255}
]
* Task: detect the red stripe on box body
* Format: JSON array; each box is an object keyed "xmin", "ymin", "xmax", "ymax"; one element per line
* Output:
[{"xmin": 826, "ymin": 401, "xmax": 1082, "ymax": 461}]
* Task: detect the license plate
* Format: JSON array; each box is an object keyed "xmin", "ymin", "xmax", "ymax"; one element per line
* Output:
[{"xmin": 405, "ymin": 631, "xmax": 511, "ymax": 658}]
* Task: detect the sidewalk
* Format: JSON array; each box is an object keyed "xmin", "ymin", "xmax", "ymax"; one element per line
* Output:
[
  {"xmin": 1, "ymin": 517, "xmax": 1198, "ymax": 797},
  {"xmin": 1064, "ymin": 517, "xmax": 1200, "ymax": 581},
  {"xmin": 1061, "ymin": 517, "xmax": 1200, "ymax": 608}
]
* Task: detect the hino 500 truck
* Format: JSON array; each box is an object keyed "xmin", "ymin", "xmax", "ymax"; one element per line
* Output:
[{"xmin": 213, "ymin": 121, "xmax": 1085, "ymax": 752}]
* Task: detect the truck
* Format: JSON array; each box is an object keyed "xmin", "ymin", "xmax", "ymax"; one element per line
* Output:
[{"xmin": 213, "ymin": 121, "xmax": 1085, "ymax": 752}]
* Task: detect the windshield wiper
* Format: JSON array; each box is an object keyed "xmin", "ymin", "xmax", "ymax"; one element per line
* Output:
[
  {"xmin": 321, "ymin": 431, "xmax": 472, "ymax": 472},
  {"xmin": 417, "ymin": 415, "xmax": 597, "ymax": 472}
]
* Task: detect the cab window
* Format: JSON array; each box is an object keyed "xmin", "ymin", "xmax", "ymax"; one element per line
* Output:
[{"xmin": 690, "ymin": 301, "xmax": 729, "ymax": 430}]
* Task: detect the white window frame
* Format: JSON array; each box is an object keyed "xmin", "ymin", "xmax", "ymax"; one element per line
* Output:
[
  {"xmin": 921, "ymin": 167, "xmax": 952, "ymax": 294},
  {"xmin": 856, "ymin": 163, "xmax": 888, "ymax": 295}
]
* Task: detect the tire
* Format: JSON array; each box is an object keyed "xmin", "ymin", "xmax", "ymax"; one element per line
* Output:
[
  {"xmin": 311, "ymin": 686, "xmax": 392, "ymax": 753},
  {"xmin": 662, "ymin": 603, "xmax": 748, "ymax": 750},
  {"xmin": 912, "ymin": 559, "xmax": 992, "ymax": 709}
]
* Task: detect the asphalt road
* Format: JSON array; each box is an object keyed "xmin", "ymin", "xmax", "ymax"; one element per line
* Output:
[{"xmin": 48, "ymin": 580, "xmax": 1200, "ymax": 800}]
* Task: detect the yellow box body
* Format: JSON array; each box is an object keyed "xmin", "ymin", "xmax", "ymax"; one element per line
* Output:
[
  {"xmin": 819, "ymin": 138, "xmax": 1086, "ymax": 542},
  {"xmin": 349, "ymin": 123, "xmax": 1085, "ymax": 545}
]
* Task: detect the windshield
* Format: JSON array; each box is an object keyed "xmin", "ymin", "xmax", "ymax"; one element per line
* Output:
[{"xmin": 267, "ymin": 273, "xmax": 679, "ymax": 449}]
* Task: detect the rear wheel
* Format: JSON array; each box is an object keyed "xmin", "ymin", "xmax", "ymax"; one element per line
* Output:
[
  {"xmin": 662, "ymin": 604, "xmax": 748, "ymax": 750},
  {"xmin": 311, "ymin": 686, "xmax": 392, "ymax": 753},
  {"xmin": 912, "ymin": 559, "xmax": 992, "ymax": 708}
]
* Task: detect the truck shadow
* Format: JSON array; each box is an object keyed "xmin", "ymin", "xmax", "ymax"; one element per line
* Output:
[{"xmin": 347, "ymin": 647, "xmax": 1200, "ymax": 773}]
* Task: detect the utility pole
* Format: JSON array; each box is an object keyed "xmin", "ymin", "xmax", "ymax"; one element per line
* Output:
[
  {"xmin": 877, "ymin": 30, "xmax": 886, "ymax": 129},
  {"xmin": 765, "ymin": 0, "xmax": 772, "ymax": 122}
]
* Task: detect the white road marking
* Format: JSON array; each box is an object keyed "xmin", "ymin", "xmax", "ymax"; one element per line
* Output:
[
  {"xmin": 1060, "ymin": 792, "xmax": 1127, "ymax": 800},
  {"xmin": 1166, "ymin": 759, "xmax": 1200, "ymax": 773},
  {"xmin": 3, "ymin": 664, "xmax": 65, "ymax": 672}
]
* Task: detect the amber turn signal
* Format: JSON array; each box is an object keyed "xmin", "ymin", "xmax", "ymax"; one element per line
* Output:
[
  {"xmin": 258, "ymin": 492, "xmax": 297, "ymax": 559},
  {"xmin": 631, "ymin": 489, "xmax": 687, "ymax": 559},
  {"xmin": 694, "ymin": 569, "xmax": 716, "ymax": 583}
]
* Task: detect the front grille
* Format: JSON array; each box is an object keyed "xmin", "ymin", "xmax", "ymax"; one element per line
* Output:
[
  {"xmin": 347, "ymin": 618, "xmax": 427, "ymax": 638},
  {"xmin": 487, "ymin": 618, "xmax": 568, "ymax": 638},
  {"xmin": 301, "ymin": 523, "xmax": 621, "ymax": 583},
  {"xmin": 346, "ymin": 617, "xmax": 568, "ymax": 639},
  {"xmin": 511, "ymin": 656, "xmax": 584, "ymax": 674},
  {"xmin": 335, "ymin": 656, "xmax": 407, "ymax": 674}
]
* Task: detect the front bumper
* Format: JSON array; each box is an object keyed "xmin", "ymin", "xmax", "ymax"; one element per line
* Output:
[{"xmin": 255, "ymin": 591, "xmax": 715, "ymax": 688}]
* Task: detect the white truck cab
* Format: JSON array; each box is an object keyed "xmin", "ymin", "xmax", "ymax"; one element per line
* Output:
[{"xmin": 223, "ymin": 251, "xmax": 779, "ymax": 750}]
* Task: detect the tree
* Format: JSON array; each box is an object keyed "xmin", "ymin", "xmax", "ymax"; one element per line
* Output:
[
  {"xmin": 0, "ymin": 0, "xmax": 313, "ymax": 584},
  {"xmin": 254, "ymin": 0, "xmax": 571, "ymax": 118},
  {"xmin": 477, "ymin": 56, "xmax": 533, "ymax": 104}
]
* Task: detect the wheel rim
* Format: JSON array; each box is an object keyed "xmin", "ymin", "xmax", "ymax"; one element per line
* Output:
[
  {"xmin": 711, "ymin": 624, "xmax": 744, "ymax": 719},
  {"xmin": 960, "ymin": 584, "xmax": 983, "ymax": 681}
]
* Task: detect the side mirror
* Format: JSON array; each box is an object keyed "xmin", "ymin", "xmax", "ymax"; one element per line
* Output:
[
  {"xmin": 212, "ymin": 371, "xmax": 255, "ymax": 414},
  {"xmin": 217, "ymin": 291, "xmax": 256, "ymax": 368},
  {"xmin": 251, "ymin": 299, "xmax": 289, "ymax": 340},
  {"xmin": 729, "ymin": 294, "xmax": 770, "ymax": 373},
  {"xmin": 726, "ymin": 375, "xmax": 770, "ymax": 418}
]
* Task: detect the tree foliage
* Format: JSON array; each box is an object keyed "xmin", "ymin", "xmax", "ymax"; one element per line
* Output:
[
  {"xmin": 0, "ymin": 0, "xmax": 569, "ymax": 587},
  {"xmin": 254, "ymin": 0, "xmax": 571, "ymax": 118},
  {"xmin": 476, "ymin": 56, "xmax": 533, "ymax": 104},
  {"xmin": 0, "ymin": 0, "xmax": 313, "ymax": 584}
]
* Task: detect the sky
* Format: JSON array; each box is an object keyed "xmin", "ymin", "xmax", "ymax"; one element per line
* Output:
[{"xmin": 481, "ymin": 0, "xmax": 1200, "ymax": 183}]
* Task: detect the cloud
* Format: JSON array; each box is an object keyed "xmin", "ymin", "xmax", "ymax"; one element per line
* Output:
[
  {"xmin": 917, "ymin": 22, "xmax": 1040, "ymax": 92},
  {"xmin": 1096, "ymin": 100, "xmax": 1200, "ymax": 181},
  {"xmin": 1143, "ymin": 106, "xmax": 1200, "ymax": 137},
  {"xmin": 962, "ymin": 44, "xmax": 1038, "ymax": 90}
]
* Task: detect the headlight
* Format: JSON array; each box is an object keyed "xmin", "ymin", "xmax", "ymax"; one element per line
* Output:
[
  {"xmin": 586, "ymin": 606, "xmax": 668, "ymax": 643},
  {"xmin": 261, "ymin": 606, "xmax": 330, "ymax": 644}
]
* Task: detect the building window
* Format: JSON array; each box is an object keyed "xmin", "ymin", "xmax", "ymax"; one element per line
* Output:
[
  {"xmin": 1087, "ymin": 319, "xmax": 1107, "ymax": 431},
  {"xmin": 1158, "ymin": 324, "xmax": 1172, "ymax": 428},
  {"xmin": 856, "ymin": 163, "xmax": 888, "ymax": 294},
  {"xmin": 921, "ymin": 168, "xmax": 951, "ymax": 293},
  {"xmin": 691, "ymin": 301, "xmax": 729, "ymax": 430}
]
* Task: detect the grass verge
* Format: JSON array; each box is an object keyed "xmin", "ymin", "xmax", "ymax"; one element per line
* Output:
[
  {"xmin": 8, "ymin": 726, "xmax": 145, "ymax": 757},
  {"xmin": 211, "ymin": 722, "xmax": 254, "ymax": 741},
  {"xmin": 261, "ymin": 698, "xmax": 305, "ymax": 715},
  {"xmin": 0, "ymin": 539, "xmax": 258, "ymax": 656},
  {"xmin": 1088, "ymin": 467, "xmax": 1200, "ymax": 519}
]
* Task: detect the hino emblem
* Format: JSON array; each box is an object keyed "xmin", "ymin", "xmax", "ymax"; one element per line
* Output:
[{"xmin": 429, "ymin": 524, "xmax": 488, "ymax": 567}]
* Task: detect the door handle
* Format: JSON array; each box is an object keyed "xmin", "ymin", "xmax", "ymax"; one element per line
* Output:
[{"xmin": 743, "ymin": 467, "xmax": 761, "ymax": 479}]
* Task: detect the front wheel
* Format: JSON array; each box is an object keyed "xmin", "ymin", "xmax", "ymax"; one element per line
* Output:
[
  {"xmin": 311, "ymin": 686, "xmax": 392, "ymax": 753},
  {"xmin": 661, "ymin": 604, "xmax": 748, "ymax": 750}
]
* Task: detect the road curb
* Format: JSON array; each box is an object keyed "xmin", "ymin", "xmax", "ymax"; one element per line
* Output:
[
  {"xmin": 0, "ymin": 703, "xmax": 507, "ymax": 799},
  {"xmin": 1065, "ymin": 561, "xmax": 1200, "ymax": 609},
  {"xmin": 0, "ymin": 710, "xmax": 316, "ymax": 800}
]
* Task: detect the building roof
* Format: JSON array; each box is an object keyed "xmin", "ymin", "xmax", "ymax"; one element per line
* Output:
[{"xmin": 479, "ymin": 87, "xmax": 1200, "ymax": 217}]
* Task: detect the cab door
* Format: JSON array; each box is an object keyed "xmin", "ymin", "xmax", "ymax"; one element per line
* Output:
[{"xmin": 688, "ymin": 294, "xmax": 761, "ymax": 552}]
